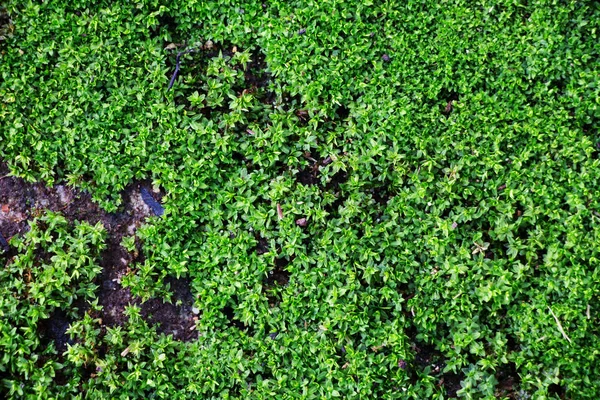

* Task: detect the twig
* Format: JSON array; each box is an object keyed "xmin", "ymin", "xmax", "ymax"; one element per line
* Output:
[
  {"xmin": 167, "ymin": 52, "xmax": 182, "ymax": 90},
  {"xmin": 587, "ymin": 304, "xmax": 591, "ymax": 320},
  {"xmin": 167, "ymin": 47, "xmax": 200, "ymax": 91},
  {"xmin": 548, "ymin": 306, "xmax": 572, "ymax": 344}
]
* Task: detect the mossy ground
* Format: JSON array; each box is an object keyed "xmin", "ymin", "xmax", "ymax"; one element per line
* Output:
[{"xmin": 1, "ymin": 1, "xmax": 599, "ymax": 399}]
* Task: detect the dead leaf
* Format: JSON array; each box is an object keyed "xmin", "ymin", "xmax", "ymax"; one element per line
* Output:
[
  {"xmin": 296, "ymin": 217, "xmax": 307, "ymax": 227},
  {"xmin": 444, "ymin": 100, "xmax": 453, "ymax": 114},
  {"xmin": 371, "ymin": 344, "xmax": 384, "ymax": 352}
]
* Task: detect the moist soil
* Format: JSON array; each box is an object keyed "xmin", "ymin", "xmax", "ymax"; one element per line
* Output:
[{"xmin": 0, "ymin": 160, "xmax": 197, "ymax": 347}]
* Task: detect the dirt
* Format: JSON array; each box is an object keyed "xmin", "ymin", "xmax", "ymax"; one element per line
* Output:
[
  {"xmin": 254, "ymin": 233, "xmax": 269, "ymax": 255},
  {"xmin": 140, "ymin": 276, "xmax": 198, "ymax": 341},
  {"xmin": 296, "ymin": 167, "xmax": 321, "ymax": 186},
  {"xmin": 495, "ymin": 362, "xmax": 521, "ymax": 399},
  {"xmin": 0, "ymin": 7, "xmax": 12, "ymax": 42},
  {"xmin": 262, "ymin": 255, "xmax": 292, "ymax": 307},
  {"xmin": 0, "ymin": 160, "xmax": 197, "ymax": 349},
  {"xmin": 409, "ymin": 339, "xmax": 463, "ymax": 397},
  {"xmin": 266, "ymin": 256, "xmax": 291, "ymax": 287}
]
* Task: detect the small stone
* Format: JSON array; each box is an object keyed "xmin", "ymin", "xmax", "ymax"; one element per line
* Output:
[
  {"xmin": 382, "ymin": 54, "xmax": 390, "ymax": 62},
  {"xmin": 56, "ymin": 185, "xmax": 71, "ymax": 204},
  {"xmin": 126, "ymin": 223, "xmax": 137, "ymax": 235},
  {"xmin": 451, "ymin": 222, "xmax": 458, "ymax": 229},
  {"xmin": 192, "ymin": 307, "xmax": 200, "ymax": 315},
  {"xmin": 296, "ymin": 217, "xmax": 308, "ymax": 227}
]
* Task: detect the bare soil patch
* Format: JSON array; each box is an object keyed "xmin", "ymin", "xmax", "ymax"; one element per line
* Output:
[{"xmin": 0, "ymin": 161, "xmax": 196, "ymax": 345}]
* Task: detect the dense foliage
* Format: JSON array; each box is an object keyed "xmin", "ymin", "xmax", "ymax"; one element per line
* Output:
[
  {"xmin": 0, "ymin": 212, "xmax": 105, "ymax": 397},
  {"xmin": 1, "ymin": 0, "xmax": 599, "ymax": 398}
]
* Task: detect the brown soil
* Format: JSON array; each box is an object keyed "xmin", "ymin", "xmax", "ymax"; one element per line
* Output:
[
  {"xmin": 140, "ymin": 276, "xmax": 198, "ymax": 341},
  {"xmin": 0, "ymin": 160, "xmax": 196, "ymax": 346}
]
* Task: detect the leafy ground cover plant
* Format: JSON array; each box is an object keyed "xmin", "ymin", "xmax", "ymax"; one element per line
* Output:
[
  {"xmin": 0, "ymin": 0, "xmax": 599, "ymax": 398},
  {"xmin": 0, "ymin": 212, "xmax": 105, "ymax": 398}
]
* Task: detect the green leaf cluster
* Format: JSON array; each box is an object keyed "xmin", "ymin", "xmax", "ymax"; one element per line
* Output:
[
  {"xmin": 0, "ymin": 212, "xmax": 105, "ymax": 398},
  {"xmin": 0, "ymin": 0, "xmax": 599, "ymax": 398}
]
